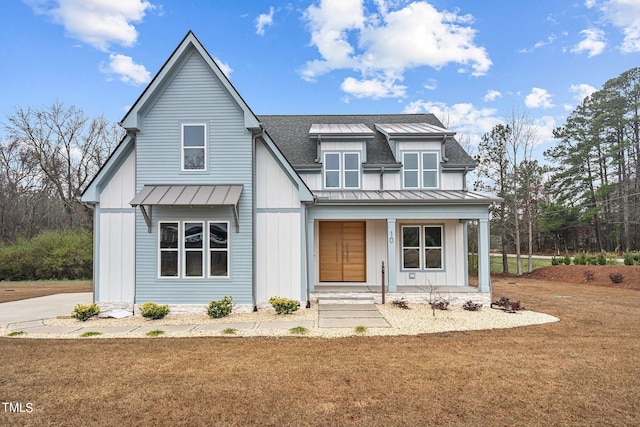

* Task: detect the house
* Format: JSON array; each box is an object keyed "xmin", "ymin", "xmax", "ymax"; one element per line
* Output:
[{"xmin": 81, "ymin": 32, "xmax": 499, "ymax": 312}]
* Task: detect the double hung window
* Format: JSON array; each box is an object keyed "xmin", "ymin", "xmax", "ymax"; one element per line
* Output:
[
  {"xmin": 402, "ymin": 152, "xmax": 439, "ymax": 188},
  {"xmin": 159, "ymin": 221, "xmax": 229, "ymax": 278},
  {"xmin": 401, "ymin": 225, "xmax": 443, "ymax": 270},
  {"xmin": 182, "ymin": 124, "xmax": 206, "ymax": 171},
  {"xmin": 324, "ymin": 152, "xmax": 360, "ymax": 189}
]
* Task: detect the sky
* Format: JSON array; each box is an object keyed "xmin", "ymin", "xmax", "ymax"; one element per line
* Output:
[{"xmin": 2, "ymin": 0, "xmax": 640, "ymax": 155}]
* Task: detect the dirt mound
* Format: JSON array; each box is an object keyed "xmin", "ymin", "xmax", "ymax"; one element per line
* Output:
[{"xmin": 525, "ymin": 265, "xmax": 640, "ymax": 290}]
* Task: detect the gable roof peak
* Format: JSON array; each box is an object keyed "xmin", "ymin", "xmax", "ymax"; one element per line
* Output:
[{"xmin": 119, "ymin": 31, "xmax": 259, "ymax": 131}]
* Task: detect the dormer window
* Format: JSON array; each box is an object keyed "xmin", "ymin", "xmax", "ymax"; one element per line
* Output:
[
  {"xmin": 182, "ymin": 124, "xmax": 206, "ymax": 171},
  {"xmin": 402, "ymin": 152, "xmax": 439, "ymax": 189},
  {"xmin": 324, "ymin": 152, "xmax": 360, "ymax": 189}
]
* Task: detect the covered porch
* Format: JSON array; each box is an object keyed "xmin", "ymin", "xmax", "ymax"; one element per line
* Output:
[{"xmin": 304, "ymin": 190, "xmax": 497, "ymax": 303}]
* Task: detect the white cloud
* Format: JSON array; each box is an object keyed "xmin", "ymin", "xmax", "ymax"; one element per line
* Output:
[
  {"xmin": 570, "ymin": 83, "xmax": 597, "ymax": 102},
  {"xmin": 100, "ymin": 54, "xmax": 150, "ymax": 86},
  {"xmin": 301, "ymin": 0, "xmax": 491, "ymax": 99},
  {"xmin": 598, "ymin": 0, "xmax": 640, "ymax": 53},
  {"xmin": 423, "ymin": 78, "xmax": 437, "ymax": 90},
  {"xmin": 483, "ymin": 89, "xmax": 502, "ymax": 102},
  {"xmin": 256, "ymin": 6, "xmax": 274, "ymax": 36},
  {"xmin": 403, "ymin": 100, "xmax": 500, "ymax": 145},
  {"xmin": 214, "ymin": 57, "xmax": 233, "ymax": 77},
  {"xmin": 27, "ymin": 0, "xmax": 154, "ymax": 51},
  {"xmin": 341, "ymin": 75, "xmax": 406, "ymax": 99},
  {"xmin": 571, "ymin": 28, "xmax": 607, "ymax": 57},
  {"xmin": 525, "ymin": 88, "xmax": 555, "ymax": 109}
]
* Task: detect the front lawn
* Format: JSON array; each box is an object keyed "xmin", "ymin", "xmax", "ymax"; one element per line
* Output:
[{"xmin": 2, "ymin": 277, "xmax": 639, "ymax": 425}]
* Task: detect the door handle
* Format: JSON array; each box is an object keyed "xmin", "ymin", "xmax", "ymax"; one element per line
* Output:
[
  {"xmin": 336, "ymin": 241, "xmax": 339, "ymax": 262},
  {"xmin": 346, "ymin": 242, "xmax": 349, "ymax": 262}
]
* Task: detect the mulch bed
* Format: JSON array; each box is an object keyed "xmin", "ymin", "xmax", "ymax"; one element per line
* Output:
[{"xmin": 524, "ymin": 265, "xmax": 640, "ymax": 291}]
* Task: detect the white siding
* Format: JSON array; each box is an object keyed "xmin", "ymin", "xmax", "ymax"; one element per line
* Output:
[
  {"xmin": 441, "ymin": 172, "xmax": 464, "ymax": 190},
  {"xmin": 396, "ymin": 140, "xmax": 441, "ymax": 152},
  {"xmin": 98, "ymin": 211, "xmax": 135, "ymax": 306},
  {"xmin": 256, "ymin": 140, "xmax": 300, "ymax": 209},
  {"xmin": 365, "ymin": 220, "xmax": 387, "ymax": 287},
  {"xmin": 255, "ymin": 212, "xmax": 302, "ymax": 304},
  {"xmin": 299, "ymin": 173, "xmax": 322, "ymax": 191},
  {"xmin": 99, "ymin": 149, "xmax": 136, "ymax": 208},
  {"xmin": 320, "ymin": 142, "xmax": 365, "ymax": 151}
]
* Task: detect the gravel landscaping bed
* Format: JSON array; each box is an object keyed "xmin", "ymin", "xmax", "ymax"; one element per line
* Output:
[{"xmin": 4, "ymin": 302, "xmax": 559, "ymax": 339}]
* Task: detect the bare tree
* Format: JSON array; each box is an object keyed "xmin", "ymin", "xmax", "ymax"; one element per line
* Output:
[{"xmin": 3, "ymin": 102, "xmax": 122, "ymax": 228}]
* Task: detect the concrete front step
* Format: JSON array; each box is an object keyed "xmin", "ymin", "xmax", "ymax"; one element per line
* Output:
[
  {"xmin": 319, "ymin": 304, "xmax": 378, "ymax": 311},
  {"xmin": 316, "ymin": 296, "xmax": 375, "ymax": 305}
]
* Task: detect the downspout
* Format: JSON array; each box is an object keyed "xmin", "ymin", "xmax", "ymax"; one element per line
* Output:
[
  {"xmin": 441, "ymin": 136, "xmax": 449, "ymax": 162},
  {"xmin": 305, "ymin": 196, "xmax": 317, "ymax": 308},
  {"xmin": 252, "ymin": 124, "xmax": 265, "ymax": 312},
  {"xmin": 80, "ymin": 200, "xmax": 99, "ymax": 306},
  {"xmin": 379, "ymin": 166, "xmax": 385, "ymax": 191},
  {"xmin": 462, "ymin": 167, "xmax": 470, "ymax": 192}
]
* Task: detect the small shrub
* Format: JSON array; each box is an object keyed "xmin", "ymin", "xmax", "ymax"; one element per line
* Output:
[
  {"xmin": 391, "ymin": 298, "xmax": 410, "ymax": 309},
  {"xmin": 139, "ymin": 302, "xmax": 170, "ymax": 319},
  {"xmin": 491, "ymin": 297, "xmax": 525, "ymax": 313},
  {"xmin": 221, "ymin": 328, "xmax": 237, "ymax": 335},
  {"xmin": 207, "ymin": 296, "xmax": 234, "ymax": 318},
  {"xmin": 586, "ymin": 255, "xmax": 598, "ymax": 265},
  {"xmin": 563, "ymin": 254, "xmax": 572, "ymax": 265},
  {"xmin": 146, "ymin": 329, "xmax": 165, "ymax": 337},
  {"xmin": 624, "ymin": 253, "xmax": 635, "ymax": 266},
  {"xmin": 573, "ymin": 253, "xmax": 587, "ymax": 265},
  {"xmin": 462, "ymin": 301, "xmax": 482, "ymax": 311},
  {"xmin": 289, "ymin": 326, "xmax": 308, "ymax": 335},
  {"xmin": 583, "ymin": 270, "xmax": 595, "ymax": 282},
  {"xmin": 269, "ymin": 296, "xmax": 300, "ymax": 315},
  {"xmin": 597, "ymin": 252, "xmax": 607, "ymax": 266},
  {"xmin": 609, "ymin": 273, "xmax": 624, "ymax": 284},
  {"xmin": 354, "ymin": 325, "xmax": 368, "ymax": 334},
  {"xmin": 550, "ymin": 256, "xmax": 560, "ymax": 266},
  {"xmin": 429, "ymin": 300, "xmax": 449, "ymax": 311},
  {"xmin": 71, "ymin": 303, "xmax": 100, "ymax": 321},
  {"xmin": 80, "ymin": 331, "xmax": 102, "ymax": 337},
  {"xmin": 7, "ymin": 331, "xmax": 25, "ymax": 337}
]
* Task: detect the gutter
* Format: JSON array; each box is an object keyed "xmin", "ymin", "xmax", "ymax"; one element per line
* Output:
[
  {"xmin": 441, "ymin": 135, "xmax": 449, "ymax": 162},
  {"xmin": 304, "ymin": 196, "xmax": 317, "ymax": 309}
]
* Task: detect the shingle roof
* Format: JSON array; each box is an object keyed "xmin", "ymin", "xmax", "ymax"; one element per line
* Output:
[{"xmin": 257, "ymin": 114, "xmax": 476, "ymax": 169}]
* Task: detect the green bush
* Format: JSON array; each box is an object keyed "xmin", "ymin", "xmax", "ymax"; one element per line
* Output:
[
  {"xmin": 551, "ymin": 256, "xmax": 560, "ymax": 266},
  {"xmin": 139, "ymin": 302, "xmax": 170, "ymax": 319},
  {"xmin": 207, "ymin": 296, "xmax": 233, "ymax": 318},
  {"xmin": 269, "ymin": 296, "xmax": 300, "ymax": 315},
  {"xmin": 573, "ymin": 253, "xmax": 587, "ymax": 265},
  {"xmin": 563, "ymin": 254, "xmax": 571, "ymax": 265},
  {"xmin": 597, "ymin": 252, "xmax": 607, "ymax": 266},
  {"xmin": 0, "ymin": 229, "xmax": 92, "ymax": 280},
  {"xmin": 624, "ymin": 252, "xmax": 635, "ymax": 266},
  {"xmin": 71, "ymin": 303, "xmax": 100, "ymax": 321}
]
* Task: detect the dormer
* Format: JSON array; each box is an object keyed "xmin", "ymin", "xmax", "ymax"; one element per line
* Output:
[
  {"xmin": 309, "ymin": 123, "xmax": 375, "ymax": 189},
  {"xmin": 375, "ymin": 123, "xmax": 456, "ymax": 190}
]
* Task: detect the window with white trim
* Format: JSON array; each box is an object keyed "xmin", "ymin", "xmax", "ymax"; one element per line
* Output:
[
  {"xmin": 184, "ymin": 222, "xmax": 204, "ymax": 277},
  {"xmin": 158, "ymin": 221, "xmax": 229, "ymax": 278},
  {"xmin": 401, "ymin": 225, "xmax": 443, "ymax": 270},
  {"xmin": 402, "ymin": 152, "xmax": 439, "ymax": 188},
  {"xmin": 208, "ymin": 222, "xmax": 228, "ymax": 277},
  {"xmin": 182, "ymin": 124, "xmax": 206, "ymax": 170},
  {"xmin": 159, "ymin": 222, "xmax": 179, "ymax": 277},
  {"xmin": 323, "ymin": 152, "xmax": 360, "ymax": 189}
]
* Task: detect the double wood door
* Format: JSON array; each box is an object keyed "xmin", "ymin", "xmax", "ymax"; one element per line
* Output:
[{"xmin": 319, "ymin": 221, "xmax": 366, "ymax": 282}]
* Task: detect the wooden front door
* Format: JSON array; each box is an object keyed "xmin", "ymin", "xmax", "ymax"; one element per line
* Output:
[{"xmin": 319, "ymin": 221, "xmax": 366, "ymax": 282}]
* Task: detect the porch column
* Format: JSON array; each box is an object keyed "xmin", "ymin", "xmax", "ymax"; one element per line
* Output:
[
  {"xmin": 306, "ymin": 219, "xmax": 315, "ymax": 293},
  {"xmin": 387, "ymin": 218, "xmax": 397, "ymax": 292},
  {"xmin": 477, "ymin": 218, "xmax": 491, "ymax": 292}
]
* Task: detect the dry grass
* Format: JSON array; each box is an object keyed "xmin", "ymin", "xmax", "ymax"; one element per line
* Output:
[
  {"xmin": 2, "ymin": 276, "xmax": 640, "ymax": 426},
  {"xmin": 0, "ymin": 280, "xmax": 91, "ymax": 304}
]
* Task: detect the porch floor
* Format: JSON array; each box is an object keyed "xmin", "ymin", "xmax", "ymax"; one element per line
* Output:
[{"xmin": 314, "ymin": 285, "xmax": 481, "ymax": 293}]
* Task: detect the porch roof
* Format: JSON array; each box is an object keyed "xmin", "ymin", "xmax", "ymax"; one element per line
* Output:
[
  {"xmin": 313, "ymin": 190, "xmax": 501, "ymax": 204},
  {"xmin": 129, "ymin": 184, "xmax": 243, "ymax": 232}
]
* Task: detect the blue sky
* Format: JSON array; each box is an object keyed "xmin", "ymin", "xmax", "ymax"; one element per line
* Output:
[{"xmin": 2, "ymin": 0, "xmax": 640, "ymax": 152}]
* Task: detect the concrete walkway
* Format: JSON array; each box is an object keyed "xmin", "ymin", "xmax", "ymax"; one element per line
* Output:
[{"xmin": 2, "ymin": 293, "xmax": 390, "ymax": 336}]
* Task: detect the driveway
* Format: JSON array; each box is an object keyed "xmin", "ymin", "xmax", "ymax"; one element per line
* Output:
[{"xmin": 0, "ymin": 292, "xmax": 92, "ymax": 325}]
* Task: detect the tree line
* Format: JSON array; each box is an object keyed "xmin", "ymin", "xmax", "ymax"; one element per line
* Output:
[
  {"xmin": 476, "ymin": 67, "xmax": 640, "ymax": 274},
  {"xmin": 0, "ymin": 102, "xmax": 123, "ymax": 244}
]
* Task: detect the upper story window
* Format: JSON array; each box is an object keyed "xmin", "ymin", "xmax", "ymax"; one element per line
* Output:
[
  {"xmin": 402, "ymin": 152, "xmax": 439, "ymax": 189},
  {"xmin": 182, "ymin": 124, "xmax": 206, "ymax": 171},
  {"xmin": 324, "ymin": 152, "xmax": 360, "ymax": 189}
]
